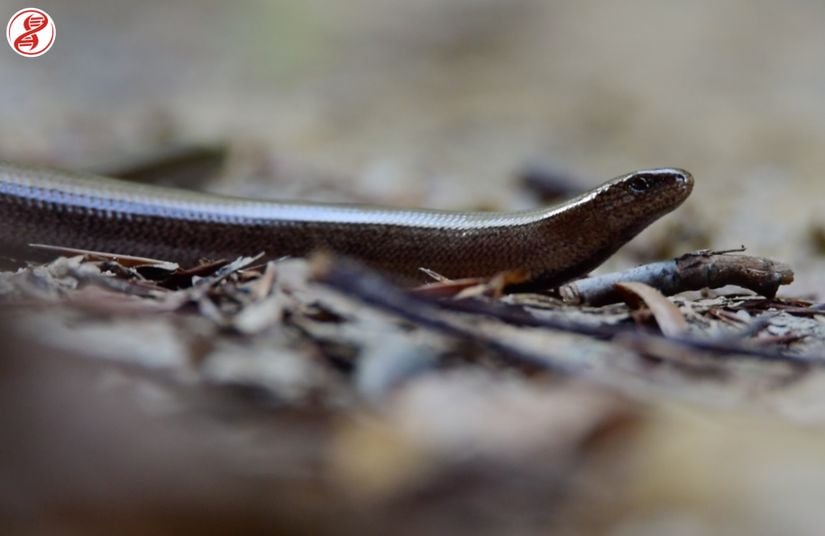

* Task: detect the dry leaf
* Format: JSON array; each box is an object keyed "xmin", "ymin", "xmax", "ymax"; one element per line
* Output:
[{"xmin": 615, "ymin": 281, "xmax": 689, "ymax": 337}]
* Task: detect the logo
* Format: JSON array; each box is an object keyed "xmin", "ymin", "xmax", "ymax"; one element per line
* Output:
[{"xmin": 7, "ymin": 8, "xmax": 55, "ymax": 57}]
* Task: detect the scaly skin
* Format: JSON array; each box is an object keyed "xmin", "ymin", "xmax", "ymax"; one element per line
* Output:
[{"xmin": 0, "ymin": 162, "xmax": 692, "ymax": 287}]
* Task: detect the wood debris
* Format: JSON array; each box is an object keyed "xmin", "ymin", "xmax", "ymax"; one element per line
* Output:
[{"xmin": 2, "ymin": 249, "xmax": 824, "ymax": 533}]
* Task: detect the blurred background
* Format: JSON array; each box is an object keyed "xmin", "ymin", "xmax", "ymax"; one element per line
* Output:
[
  {"xmin": 2, "ymin": 0, "xmax": 824, "ymax": 294},
  {"xmin": 3, "ymin": 1, "xmax": 825, "ymax": 534}
]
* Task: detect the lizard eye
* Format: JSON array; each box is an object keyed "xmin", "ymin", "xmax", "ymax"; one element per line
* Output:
[{"xmin": 628, "ymin": 175, "xmax": 652, "ymax": 192}]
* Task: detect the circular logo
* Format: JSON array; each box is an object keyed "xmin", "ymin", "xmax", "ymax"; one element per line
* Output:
[{"xmin": 7, "ymin": 8, "xmax": 55, "ymax": 58}]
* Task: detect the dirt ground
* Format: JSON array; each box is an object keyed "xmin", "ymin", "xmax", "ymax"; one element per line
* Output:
[{"xmin": 2, "ymin": 1, "xmax": 825, "ymax": 534}]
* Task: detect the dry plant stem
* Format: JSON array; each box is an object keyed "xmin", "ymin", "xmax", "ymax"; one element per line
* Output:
[
  {"xmin": 617, "ymin": 333, "xmax": 814, "ymax": 368},
  {"xmin": 311, "ymin": 256, "xmax": 580, "ymax": 375},
  {"xmin": 29, "ymin": 244, "xmax": 179, "ymax": 270},
  {"xmin": 438, "ymin": 290, "xmax": 817, "ymax": 365},
  {"xmin": 560, "ymin": 252, "xmax": 794, "ymax": 306},
  {"xmin": 313, "ymin": 255, "xmax": 818, "ymax": 370}
]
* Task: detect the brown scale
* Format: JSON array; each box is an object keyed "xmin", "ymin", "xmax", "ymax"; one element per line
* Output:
[{"xmin": 0, "ymin": 162, "xmax": 692, "ymax": 288}]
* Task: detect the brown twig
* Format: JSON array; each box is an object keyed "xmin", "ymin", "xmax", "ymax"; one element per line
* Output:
[
  {"xmin": 311, "ymin": 255, "xmax": 580, "ymax": 375},
  {"xmin": 560, "ymin": 251, "xmax": 794, "ymax": 306},
  {"xmin": 311, "ymin": 254, "xmax": 821, "ymax": 369},
  {"xmin": 438, "ymin": 291, "xmax": 819, "ymax": 365}
]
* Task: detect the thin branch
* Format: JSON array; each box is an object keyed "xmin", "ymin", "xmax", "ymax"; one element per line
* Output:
[
  {"xmin": 311, "ymin": 255, "xmax": 582, "ymax": 375},
  {"xmin": 311, "ymin": 254, "xmax": 822, "ymax": 369},
  {"xmin": 560, "ymin": 251, "xmax": 793, "ymax": 306}
]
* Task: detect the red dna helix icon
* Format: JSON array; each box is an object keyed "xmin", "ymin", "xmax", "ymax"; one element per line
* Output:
[
  {"xmin": 6, "ymin": 8, "xmax": 55, "ymax": 57},
  {"xmin": 14, "ymin": 13, "xmax": 47, "ymax": 52}
]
